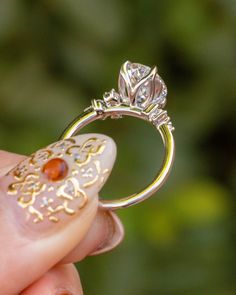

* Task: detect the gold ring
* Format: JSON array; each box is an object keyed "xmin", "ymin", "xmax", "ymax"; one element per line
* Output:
[{"xmin": 60, "ymin": 61, "xmax": 175, "ymax": 210}]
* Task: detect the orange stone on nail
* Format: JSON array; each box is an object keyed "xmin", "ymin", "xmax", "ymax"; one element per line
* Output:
[{"xmin": 42, "ymin": 158, "xmax": 68, "ymax": 181}]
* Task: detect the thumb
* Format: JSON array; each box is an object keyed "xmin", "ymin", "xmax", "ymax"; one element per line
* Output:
[{"xmin": 0, "ymin": 134, "xmax": 116, "ymax": 295}]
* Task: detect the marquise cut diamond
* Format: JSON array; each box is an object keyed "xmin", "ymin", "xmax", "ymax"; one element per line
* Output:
[{"xmin": 136, "ymin": 80, "xmax": 151, "ymax": 105}]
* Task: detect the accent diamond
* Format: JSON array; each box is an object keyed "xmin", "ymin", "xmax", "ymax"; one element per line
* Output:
[{"xmin": 103, "ymin": 89, "xmax": 121, "ymax": 106}]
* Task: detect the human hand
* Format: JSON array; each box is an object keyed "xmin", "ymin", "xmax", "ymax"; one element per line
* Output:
[{"xmin": 0, "ymin": 134, "xmax": 124, "ymax": 294}]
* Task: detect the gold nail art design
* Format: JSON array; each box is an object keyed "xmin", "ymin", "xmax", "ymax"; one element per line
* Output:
[
  {"xmin": 66, "ymin": 137, "xmax": 106, "ymax": 166},
  {"xmin": 30, "ymin": 150, "xmax": 53, "ymax": 167},
  {"xmin": 82, "ymin": 160, "xmax": 109, "ymax": 188},
  {"xmin": 7, "ymin": 137, "xmax": 109, "ymax": 224}
]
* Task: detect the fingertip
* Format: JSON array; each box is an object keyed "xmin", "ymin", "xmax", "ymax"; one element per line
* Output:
[
  {"xmin": 0, "ymin": 134, "xmax": 117, "ymax": 294},
  {"xmin": 89, "ymin": 210, "xmax": 124, "ymax": 256},
  {"xmin": 61, "ymin": 209, "xmax": 124, "ymax": 263},
  {"xmin": 1, "ymin": 134, "xmax": 116, "ymax": 233}
]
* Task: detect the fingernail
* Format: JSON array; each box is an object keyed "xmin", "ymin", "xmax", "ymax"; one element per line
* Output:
[
  {"xmin": 0, "ymin": 164, "xmax": 18, "ymax": 178},
  {"xmin": 90, "ymin": 210, "xmax": 124, "ymax": 256},
  {"xmin": 1, "ymin": 134, "xmax": 116, "ymax": 232}
]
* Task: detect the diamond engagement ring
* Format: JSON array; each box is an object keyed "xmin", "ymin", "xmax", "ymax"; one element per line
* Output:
[{"xmin": 60, "ymin": 61, "xmax": 175, "ymax": 210}]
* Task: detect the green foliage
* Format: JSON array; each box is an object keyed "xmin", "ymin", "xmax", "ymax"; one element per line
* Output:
[{"xmin": 0, "ymin": 0, "xmax": 235, "ymax": 293}]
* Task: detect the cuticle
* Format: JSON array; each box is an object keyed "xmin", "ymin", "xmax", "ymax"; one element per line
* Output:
[{"xmin": 56, "ymin": 288, "xmax": 74, "ymax": 295}]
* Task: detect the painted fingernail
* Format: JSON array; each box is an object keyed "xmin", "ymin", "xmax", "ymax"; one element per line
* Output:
[
  {"xmin": 1, "ymin": 134, "xmax": 116, "ymax": 231},
  {"xmin": 90, "ymin": 210, "xmax": 124, "ymax": 256},
  {"xmin": 0, "ymin": 164, "xmax": 19, "ymax": 178}
]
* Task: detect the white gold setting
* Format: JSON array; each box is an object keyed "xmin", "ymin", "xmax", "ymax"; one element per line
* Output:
[
  {"xmin": 88, "ymin": 61, "xmax": 173, "ymax": 131},
  {"xmin": 61, "ymin": 61, "xmax": 175, "ymax": 210},
  {"xmin": 119, "ymin": 61, "xmax": 167, "ymax": 108}
]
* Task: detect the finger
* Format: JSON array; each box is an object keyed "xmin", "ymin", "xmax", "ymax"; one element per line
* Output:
[
  {"xmin": 61, "ymin": 209, "xmax": 124, "ymax": 263},
  {"xmin": 21, "ymin": 264, "xmax": 83, "ymax": 295},
  {"xmin": 0, "ymin": 151, "xmax": 124, "ymax": 262},
  {"xmin": 0, "ymin": 134, "xmax": 116, "ymax": 295},
  {"xmin": 0, "ymin": 151, "xmax": 124, "ymax": 260}
]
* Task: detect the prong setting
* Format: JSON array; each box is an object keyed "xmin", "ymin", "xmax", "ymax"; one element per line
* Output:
[{"xmin": 91, "ymin": 61, "xmax": 172, "ymax": 129}]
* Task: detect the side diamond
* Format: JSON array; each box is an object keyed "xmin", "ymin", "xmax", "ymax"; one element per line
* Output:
[{"xmin": 103, "ymin": 89, "xmax": 121, "ymax": 107}]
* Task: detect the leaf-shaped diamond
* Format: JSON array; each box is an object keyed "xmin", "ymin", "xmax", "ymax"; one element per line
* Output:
[{"xmin": 135, "ymin": 79, "xmax": 152, "ymax": 107}]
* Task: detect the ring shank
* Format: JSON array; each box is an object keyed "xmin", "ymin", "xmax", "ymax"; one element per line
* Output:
[{"xmin": 60, "ymin": 106, "xmax": 175, "ymax": 210}]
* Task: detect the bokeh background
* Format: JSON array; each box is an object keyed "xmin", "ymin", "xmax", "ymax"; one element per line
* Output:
[{"xmin": 0, "ymin": 0, "xmax": 235, "ymax": 294}]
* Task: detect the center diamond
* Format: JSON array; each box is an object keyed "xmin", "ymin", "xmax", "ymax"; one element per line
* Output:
[
  {"xmin": 118, "ymin": 61, "xmax": 167, "ymax": 109},
  {"xmin": 127, "ymin": 62, "xmax": 151, "ymax": 85}
]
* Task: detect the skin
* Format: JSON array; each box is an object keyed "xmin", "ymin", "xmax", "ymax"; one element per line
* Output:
[{"xmin": 0, "ymin": 135, "xmax": 124, "ymax": 295}]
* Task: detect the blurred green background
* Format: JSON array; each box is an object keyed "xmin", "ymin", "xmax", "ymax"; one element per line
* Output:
[{"xmin": 0, "ymin": 0, "xmax": 235, "ymax": 294}]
